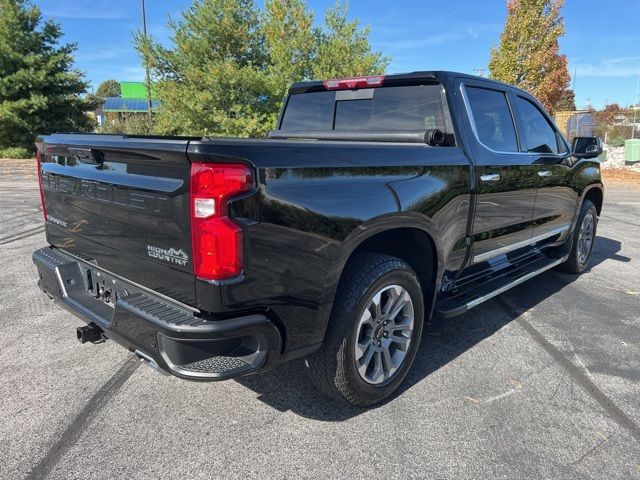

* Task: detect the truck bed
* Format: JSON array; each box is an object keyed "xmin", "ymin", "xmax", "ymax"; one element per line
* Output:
[{"xmin": 36, "ymin": 133, "xmax": 471, "ymax": 352}]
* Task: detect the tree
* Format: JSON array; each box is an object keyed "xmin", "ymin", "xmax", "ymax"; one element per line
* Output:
[
  {"xmin": 0, "ymin": 0, "xmax": 95, "ymax": 154},
  {"xmin": 136, "ymin": 0, "xmax": 387, "ymax": 137},
  {"xmin": 555, "ymin": 88, "xmax": 576, "ymax": 111},
  {"xmin": 136, "ymin": 0, "xmax": 270, "ymax": 137},
  {"xmin": 95, "ymin": 79, "xmax": 120, "ymax": 99},
  {"xmin": 312, "ymin": 2, "xmax": 388, "ymax": 80},
  {"xmin": 262, "ymin": 0, "xmax": 315, "ymax": 117},
  {"xmin": 261, "ymin": 0, "xmax": 388, "ymax": 127},
  {"xmin": 596, "ymin": 103, "xmax": 621, "ymax": 124},
  {"xmin": 593, "ymin": 104, "xmax": 631, "ymax": 145},
  {"xmin": 489, "ymin": 0, "xmax": 570, "ymax": 113}
]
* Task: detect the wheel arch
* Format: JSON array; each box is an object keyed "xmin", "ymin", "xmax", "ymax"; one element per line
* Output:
[
  {"xmin": 324, "ymin": 216, "xmax": 445, "ymax": 332},
  {"xmin": 582, "ymin": 184, "xmax": 603, "ymax": 216},
  {"xmin": 343, "ymin": 228, "xmax": 439, "ymax": 314}
]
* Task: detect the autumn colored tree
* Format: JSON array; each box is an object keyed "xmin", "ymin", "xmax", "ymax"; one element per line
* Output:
[
  {"xmin": 596, "ymin": 103, "xmax": 622, "ymax": 125},
  {"xmin": 593, "ymin": 103, "xmax": 637, "ymax": 145},
  {"xmin": 555, "ymin": 88, "xmax": 576, "ymax": 111},
  {"xmin": 489, "ymin": 0, "xmax": 571, "ymax": 113}
]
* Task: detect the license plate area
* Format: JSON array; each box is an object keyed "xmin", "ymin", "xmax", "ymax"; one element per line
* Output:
[
  {"xmin": 85, "ymin": 268, "xmax": 123, "ymax": 309},
  {"xmin": 54, "ymin": 262, "xmax": 117, "ymax": 325}
]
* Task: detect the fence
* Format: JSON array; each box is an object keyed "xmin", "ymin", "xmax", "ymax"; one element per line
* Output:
[{"xmin": 553, "ymin": 110, "xmax": 596, "ymax": 141}]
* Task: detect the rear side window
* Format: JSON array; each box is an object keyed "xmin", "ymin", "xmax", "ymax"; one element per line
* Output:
[
  {"xmin": 280, "ymin": 85, "xmax": 448, "ymax": 133},
  {"xmin": 465, "ymin": 86, "xmax": 518, "ymax": 152},
  {"xmin": 516, "ymin": 97, "xmax": 561, "ymax": 154}
]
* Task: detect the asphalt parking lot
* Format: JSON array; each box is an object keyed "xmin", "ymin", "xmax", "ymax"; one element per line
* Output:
[{"xmin": 1, "ymin": 159, "xmax": 639, "ymax": 480}]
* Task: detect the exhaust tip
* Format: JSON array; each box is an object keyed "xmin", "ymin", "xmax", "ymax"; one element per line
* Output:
[{"xmin": 135, "ymin": 350, "xmax": 170, "ymax": 376}]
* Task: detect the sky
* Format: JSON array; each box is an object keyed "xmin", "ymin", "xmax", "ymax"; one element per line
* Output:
[{"xmin": 35, "ymin": 0, "xmax": 640, "ymax": 109}]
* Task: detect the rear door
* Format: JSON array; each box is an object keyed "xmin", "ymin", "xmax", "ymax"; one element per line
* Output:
[
  {"xmin": 458, "ymin": 80, "xmax": 538, "ymax": 263},
  {"xmin": 37, "ymin": 134, "xmax": 196, "ymax": 304},
  {"xmin": 511, "ymin": 95, "xmax": 578, "ymax": 241}
]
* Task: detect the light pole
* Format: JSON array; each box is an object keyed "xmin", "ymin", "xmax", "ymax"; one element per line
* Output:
[
  {"xmin": 632, "ymin": 76, "xmax": 639, "ymax": 140},
  {"xmin": 141, "ymin": 0, "xmax": 153, "ymax": 117}
]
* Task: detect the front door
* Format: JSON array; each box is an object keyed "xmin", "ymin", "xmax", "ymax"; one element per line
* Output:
[
  {"xmin": 512, "ymin": 94, "xmax": 578, "ymax": 241},
  {"xmin": 458, "ymin": 80, "xmax": 538, "ymax": 264}
]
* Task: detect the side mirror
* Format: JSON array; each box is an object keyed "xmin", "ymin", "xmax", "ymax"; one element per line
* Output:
[{"xmin": 572, "ymin": 136, "xmax": 603, "ymax": 159}]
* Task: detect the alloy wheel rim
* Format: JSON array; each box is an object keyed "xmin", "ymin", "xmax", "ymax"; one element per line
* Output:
[
  {"xmin": 354, "ymin": 284, "xmax": 415, "ymax": 385},
  {"xmin": 577, "ymin": 212, "xmax": 595, "ymax": 264}
]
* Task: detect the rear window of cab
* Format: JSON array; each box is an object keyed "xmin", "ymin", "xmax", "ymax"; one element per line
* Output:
[{"xmin": 279, "ymin": 84, "xmax": 449, "ymax": 134}]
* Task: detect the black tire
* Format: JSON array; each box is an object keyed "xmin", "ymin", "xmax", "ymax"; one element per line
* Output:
[
  {"xmin": 306, "ymin": 253, "xmax": 424, "ymax": 407},
  {"xmin": 557, "ymin": 199, "xmax": 598, "ymax": 274}
]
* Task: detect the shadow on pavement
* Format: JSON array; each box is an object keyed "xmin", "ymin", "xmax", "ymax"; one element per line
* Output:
[
  {"xmin": 236, "ymin": 236, "xmax": 626, "ymax": 421},
  {"xmin": 589, "ymin": 236, "xmax": 630, "ymax": 266}
]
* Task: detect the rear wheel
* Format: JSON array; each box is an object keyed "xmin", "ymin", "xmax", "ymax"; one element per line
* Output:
[
  {"xmin": 306, "ymin": 253, "xmax": 424, "ymax": 407},
  {"xmin": 557, "ymin": 200, "xmax": 598, "ymax": 274}
]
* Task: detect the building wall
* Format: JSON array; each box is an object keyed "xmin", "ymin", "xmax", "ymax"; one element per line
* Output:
[{"xmin": 120, "ymin": 82, "xmax": 150, "ymax": 99}]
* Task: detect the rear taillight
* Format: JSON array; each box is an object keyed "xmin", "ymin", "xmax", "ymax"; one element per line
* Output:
[
  {"xmin": 190, "ymin": 163, "xmax": 252, "ymax": 280},
  {"xmin": 36, "ymin": 150, "xmax": 47, "ymax": 222},
  {"xmin": 323, "ymin": 75, "xmax": 385, "ymax": 90}
]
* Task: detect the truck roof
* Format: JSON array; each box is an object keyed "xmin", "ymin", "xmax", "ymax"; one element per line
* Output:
[{"xmin": 288, "ymin": 71, "xmax": 515, "ymax": 95}]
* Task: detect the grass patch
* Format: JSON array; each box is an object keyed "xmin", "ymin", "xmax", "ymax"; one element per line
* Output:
[{"xmin": 0, "ymin": 147, "xmax": 32, "ymax": 159}]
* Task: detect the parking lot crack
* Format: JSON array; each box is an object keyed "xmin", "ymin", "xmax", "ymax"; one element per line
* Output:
[
  {"xmin": 0, "ymin": 225, "xmax": 45, "ymax": 246},
  {"xmin": 495, "ymin": 297, "xmax": 640, "ymax": 445},
  {"xmin": 23, "ymin": 357, "xmax": 140, "ymax": 480}
]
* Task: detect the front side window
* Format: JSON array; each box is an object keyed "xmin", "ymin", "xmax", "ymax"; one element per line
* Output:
[
  {"xmin": 465, "ymin": 86, "xmax": 518, "ymax": 152},
  {"xmin": 516, "ymin": 97, "xmax": 560, "ymax": 154}
]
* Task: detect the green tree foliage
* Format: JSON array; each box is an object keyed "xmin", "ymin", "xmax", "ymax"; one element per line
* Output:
[
  {"xmin": 489, "ymin": 0, "xmax": 570, "ymax": 114},
  {"xmin": 0, "ymin": 146, "xmax": 31, "ymax": 158},
  {"xmin": 95, "ymin": 79, "xmax": 121, "ymax": 99},
  {"xmin": 262, "ymin": 0, "xmax": 315, "ymax": 122},
  {"xmin": 0, "ymin": 0, "xmax": 95, "ymax": 153},
  {"xmin": 136, "ymin": 0, "xmax": 269, "ymax": 137},
  {"xmin": 136, "ymin": 0, "xmax": 388, "ymax": 137},
  {"xmin": 312, "ymin": 2, "xmax": 388, "ymax": 80}
]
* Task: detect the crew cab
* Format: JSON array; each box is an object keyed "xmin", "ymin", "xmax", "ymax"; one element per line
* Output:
[{"xmin": 33, "ymin": 71, "xmax": 604, "ymax": 406}]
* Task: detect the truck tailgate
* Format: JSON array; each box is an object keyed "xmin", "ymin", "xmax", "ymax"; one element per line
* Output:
[{"xmin": 37, "ymin": 134, "xmax": 196, "ymax": 305}]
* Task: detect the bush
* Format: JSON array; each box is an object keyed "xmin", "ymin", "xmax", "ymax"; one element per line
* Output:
[
  {"xmin": 99, "ymin": 113, "xmax": 155, "ymax": 135},
  {"xmin": 608, "ymin": 137, "xmax": 626, "ymax": 148},
  {"xmin": 0, "ymin": 147, "xmax": 32, "ymax": 159},
  {"xmin": 596, "ymin": 124, "xmax": 633, "ymax": 147}
]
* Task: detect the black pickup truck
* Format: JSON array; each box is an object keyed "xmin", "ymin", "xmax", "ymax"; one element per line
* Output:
[{"xmin": 33, "ymin": 71, "xmax": 604, "ymax": 406}]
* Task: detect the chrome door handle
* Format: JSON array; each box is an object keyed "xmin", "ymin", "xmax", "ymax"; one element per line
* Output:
[
  {"xmin": 538, "ymin": 170, "xmax": 552, "ymax": 177},
  {"xmin": 480, "ymin": 173, "xmax": 501, "ymax": 182}
]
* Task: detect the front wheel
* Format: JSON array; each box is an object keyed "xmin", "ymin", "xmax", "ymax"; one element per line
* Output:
[
  {"xmin": 557, "ymin": 199, "xmax": 598, "ymax": 274},
  {"xmin": 306, "ymin": 253, "xmax": 424, "ymax": 407}
]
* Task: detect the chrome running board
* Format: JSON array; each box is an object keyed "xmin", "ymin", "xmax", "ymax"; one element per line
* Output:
[{"xmin": 436, "ymin": 254, "xmax": 568, "ymax": 318}]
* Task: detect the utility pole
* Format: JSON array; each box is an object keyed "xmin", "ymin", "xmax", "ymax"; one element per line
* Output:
[
  {"xmin": 141, "ymin": 0, "xmax": 153, "ymax": 117},
  {"xmin": 632, "ymin": 76, "xmax": 639, "ymax": 140}
]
